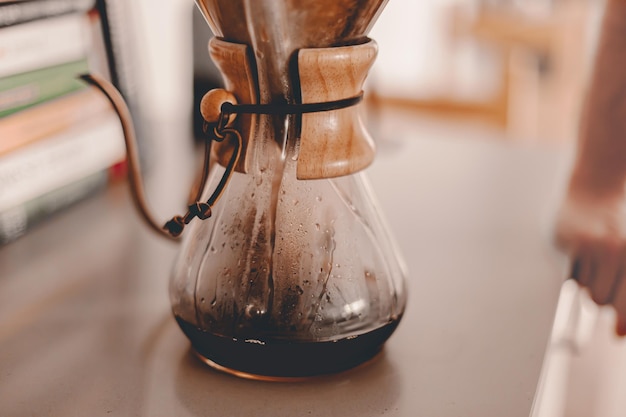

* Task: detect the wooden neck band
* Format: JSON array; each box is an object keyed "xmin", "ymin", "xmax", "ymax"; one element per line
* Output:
[{"xmin": 209, "ymin": 38, "xmax": 378, "ymax": 179}]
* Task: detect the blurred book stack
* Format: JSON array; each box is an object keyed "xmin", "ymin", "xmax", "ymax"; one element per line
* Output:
[{"xmin": 0, "ymin": 0, "xmax": 126, "ymax": 243}]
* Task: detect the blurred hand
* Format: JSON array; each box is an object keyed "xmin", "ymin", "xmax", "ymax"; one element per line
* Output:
[
  {"xmin": 552, "ymin": 0, "xmax": 626, "ymax": 338},
  {"xmin": 555, "ymin": 189, "xmax": 626, "ymax": 336}
]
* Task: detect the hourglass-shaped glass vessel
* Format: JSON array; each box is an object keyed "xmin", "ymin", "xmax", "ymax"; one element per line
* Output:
[{"xmin": 165, "ymin": 0, "xmax": 407, "ymax": 380}]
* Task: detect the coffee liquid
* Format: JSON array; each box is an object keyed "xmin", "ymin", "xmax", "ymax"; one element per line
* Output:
[{"xmin": 176, "ymin": 316, "xmax": 401, "ymax": 379}]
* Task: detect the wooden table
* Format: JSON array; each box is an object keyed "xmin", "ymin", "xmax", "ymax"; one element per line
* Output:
[{"xmin": 0, "ymin": 118, "xmax": 571, "ymax": 416}]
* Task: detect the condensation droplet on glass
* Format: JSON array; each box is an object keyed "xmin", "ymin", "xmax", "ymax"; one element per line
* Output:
[{"xmin": 244, "ymin": 304, "xmax": 266, "ymax": 319}]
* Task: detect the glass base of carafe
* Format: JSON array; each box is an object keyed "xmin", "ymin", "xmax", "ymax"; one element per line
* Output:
[
  {"xmin": 191, "ymin": 348, "xmax": 385, "ymax": 382},
  {"xmin": 175, "ymin": 316, "xmax": 402, "ymax": 380}
]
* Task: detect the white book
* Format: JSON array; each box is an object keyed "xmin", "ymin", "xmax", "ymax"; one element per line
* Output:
[
  {"xmin": 0, "ymin": 112, "xmax": 126, "ymax": 212},
  {"xmin": 0, "ymin": 170, "xmax": 107, "ymax": 243},
  {"xmin": 98, "ymin": 0, "xmax": 141, "ymax": 109},
  {"xmin": 0, "ymin": 13, "xmax": 90, "ymax": 78},
  {"xmin": 0, "ymin": 0, "xmax": 95, "ymax": 28}
]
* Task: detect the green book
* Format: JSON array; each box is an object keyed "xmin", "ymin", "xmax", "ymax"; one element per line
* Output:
[{"xmin": 0, "ymin": 59, "xmax": 89, "ymax": 117}]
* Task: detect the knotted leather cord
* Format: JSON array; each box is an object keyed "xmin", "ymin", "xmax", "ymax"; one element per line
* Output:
[
  {"xmin": 79, "ymin": 73, "xmax": 243, "ymax": 239},
  {"xmin": 166, "ymin": 92, "xmax": 366, "ymax": 237},
  {"xmin": 163, "ymin": 124, "xmax": 242, "ymax": 237},
  {"xmin": 80, "ymin": 71, "xmax": 364, "ymax": 238},
  {"xmin": 219, "ymin": 93, "xmax": 363, "ymax": 116}
]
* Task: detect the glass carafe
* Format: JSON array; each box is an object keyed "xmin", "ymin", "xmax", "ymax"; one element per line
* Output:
[{"xmin": 86, "ymin": 0, "xmax": 407, "ymax": 380}]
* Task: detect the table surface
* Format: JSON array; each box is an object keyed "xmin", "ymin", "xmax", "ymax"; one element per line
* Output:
[{"xmin": 0, "ymin": 118, "xmax": 572, "ymax": 417}]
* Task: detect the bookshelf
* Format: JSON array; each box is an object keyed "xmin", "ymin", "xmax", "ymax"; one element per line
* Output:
[{"xmin": 0, "ymin": 0, "xmax": 126, "ymax": 243}]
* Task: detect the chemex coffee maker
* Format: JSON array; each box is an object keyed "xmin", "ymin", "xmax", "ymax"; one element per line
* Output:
[{"xmin": 84, "ymin": 0, "xmax": 407, "ymax": 380}]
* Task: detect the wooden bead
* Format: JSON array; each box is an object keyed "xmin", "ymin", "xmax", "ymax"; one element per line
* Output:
[{"xmin": 199, "ymin": 89, "xmax": 238, "ymax": 124}]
